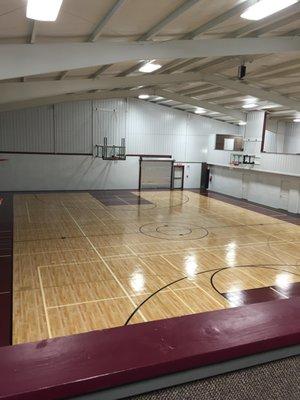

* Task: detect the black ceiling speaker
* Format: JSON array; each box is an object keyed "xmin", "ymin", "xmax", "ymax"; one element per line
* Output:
[{"xmin": 238, "ymin": 64, "xmax": 246, "ymax": 80}]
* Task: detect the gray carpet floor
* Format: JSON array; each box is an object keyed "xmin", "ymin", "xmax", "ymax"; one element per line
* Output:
[{"xmin": 127, "ymin": 356, "xmax": 300, "ymax": 400}]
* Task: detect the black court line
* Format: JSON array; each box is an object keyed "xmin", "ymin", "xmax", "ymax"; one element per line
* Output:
[
  {"xmin": 124, "ymin": 264, "xmax": 300, "ymax": 326},
  {"xmin": 139, "ymin": 222, "xmax": 209, "ymax": 241},
  {"xmin": 13, "ymin": 220, "xmax": 295, "ymax": 245}
]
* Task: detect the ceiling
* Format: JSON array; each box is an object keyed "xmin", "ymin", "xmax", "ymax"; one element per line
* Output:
[{"xmin": 0, "ymin": 0, "xmax": 299, "ymax": 124}]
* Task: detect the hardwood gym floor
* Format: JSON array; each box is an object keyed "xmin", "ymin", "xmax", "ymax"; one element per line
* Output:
[{"xmin": 12, "ymin": 190, "xmax": 300, "ymax": 344}]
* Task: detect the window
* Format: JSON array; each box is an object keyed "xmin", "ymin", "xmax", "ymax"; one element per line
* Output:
[{"xmin": 215, "ymin": 135, "xmax": 244, "ymax": 151}]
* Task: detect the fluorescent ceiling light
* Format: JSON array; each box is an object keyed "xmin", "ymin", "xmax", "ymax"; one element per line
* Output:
[
  {"xmin": 242, "ymin": 103, "xmax": 258, "ymax": 109},
  {"xmin": 138, "ymin": 94, "xmax": 150, "ymax": 99},
  {"xmin": 27, "ymin": 0, "xmax": 63, "ymax": 21},
  {"xmin": 244, "ymin": 96, "xmax": 258, "ymax": 102},
  {"xmin": 293, "ymin": 118, "xmax": 300, "ymax": 122},
  {"xmin": 238, "ymin": 121, "xmax": 247, "ymax": 126},
  {"xmin": 241, "ymin": 0, "xmax": 298, "ymax": 21},
  {"xmin": 194, "ymin": 107, "xmax": 206, "ymax": 114},
  {"xmin": 139, "ymin": 61, "xmax": 162, "ymax": 73}
]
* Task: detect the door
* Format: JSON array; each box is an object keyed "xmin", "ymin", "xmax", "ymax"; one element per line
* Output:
[{"xmin": 173, "ymin": 165, "xmax": 184, "ymax": 190}]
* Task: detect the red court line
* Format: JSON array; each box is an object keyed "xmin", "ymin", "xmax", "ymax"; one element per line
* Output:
[{"xmin": 0, "ymin": 298, "xmax": 299, "ymax": 400}]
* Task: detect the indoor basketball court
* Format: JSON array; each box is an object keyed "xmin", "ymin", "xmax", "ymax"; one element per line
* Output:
[
  {"xmin": 0, "ymin": 1, "xmax": 299, "ymax": 400},
  {"xmin": 10, "ymin": 190, "xmax": 300, "ymax": 344}
]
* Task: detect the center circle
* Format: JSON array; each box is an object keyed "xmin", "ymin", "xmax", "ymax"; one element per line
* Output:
[
  {"xmin": 139, "ymin": 222, "xmax": 208, "ymax": 241},
  {"xmin": 156, "ymin": 224, "xmax": 192, "ymax": 236}
]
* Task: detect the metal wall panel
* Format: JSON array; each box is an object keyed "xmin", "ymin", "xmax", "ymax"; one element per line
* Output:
[
  {"xmin": 0, "ymin": 106, "xmax": 54, "ymax": 152},
  {"xmin": 284, "ymin": 122, "xmax": 300, "ymax": 154},
  {"xmin": 93, "ymin": 99, "xmax": 128, "ymax": 148},
  {"xmin": 54, "ymin": 101, "xmax": 93, "ymax": 154},
  {"xmin": 0, "ymin": 98, "xmax": 239, "ymax": 163},
  {"xmin": 187, "ymin": 113, "xmax": 239, "ymax": 137}
]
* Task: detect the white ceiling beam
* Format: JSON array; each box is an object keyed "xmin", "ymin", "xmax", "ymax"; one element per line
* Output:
[
  {"xmin": 116, "ymin": 0, "xmax": 201, "ymax": 76},
  {"xmin": 61, "ymin": 0, "xmax": 126, "ymax": 79},
  {"xmin": 246, "ymin": 12, "xmax": 300, "ymax": 37},
  {"xmin": 254, "ymin": 66, "xmax": 300, "ymax": 81},
  {"xmin": 182, "ymin": 0, "xmax": 257, "ymax": 39},
  {"xmin": 153, "ymin": 0, "xmax": 258, "ymax": 74},
  {"xmin": 163, "ymin": 58, "xmax": 205, "ymax": 74},
  {"xmin": 155, "ymin": 89, "xmax": 245, "ymax": 121},
  {"xmin": 0, "ymin": 72, "xmax": 219, "ymax": 103},
  {"xmin": 0, "ymin": 89, "xmax": 157, "ymax": 113},
  {"xmin": 1, "ymin": 69, "xmax": 300, "ymax": 113},
  {"xmin": 1, "ymin": 37, "xmax": 299, "ymax": 80},
  {"xmin": 160, "ymin": 3, "xmax": 300, "ymax": 76},
  {"xmin": 177, "ymin": 83, "xmax": 213, "ymax": 95},
  {"xmin": 201, "ymin": 75, "xmax": 300, "ymax": 112},
  {"xmin": 139, "ymin": 0, "xmax": 200, "ymax": 41},
  {"xmin": 58, "ymin": 71, "xmax": 69, "ymax": 80},
  {"xmin": 88, "ymin": 0, "xmax": 127, "ymax": 42},
  {"xmin": 90, "ymin": 65, "xmax": 113, "ymax": 79},
  {"xmin": 231, "ymin": 7, "xmax": 300, "ymax": 38},
  {"xmin": 28, "ymin": 20, "xmax": 38, "ymax": 44},
  {"xmin": 248, "ymin": 59, "xmax": 300, "ymax": 77}
]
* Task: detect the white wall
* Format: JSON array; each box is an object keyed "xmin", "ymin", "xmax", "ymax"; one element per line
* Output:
[
  {"xmin": 284, "ymin": 122, "xmax": 300, "ymax": 154},
  {"xmin": 209, "ymin": 165, "xmax": 300, "ymax": 213},
  {"xmin": 0, "ymin": 154, "xmax": 139, "ymax": 191},
  {"xmin": 207, "ymin": 111, "xmax": 300, "ymax": 213},
  {"xmin": 264, "ymin": 120, "xmax": 300, "ymax": 154},
  {"xmin": 0, "ymin": 98, "xmax": 238, "ymax": 191}
]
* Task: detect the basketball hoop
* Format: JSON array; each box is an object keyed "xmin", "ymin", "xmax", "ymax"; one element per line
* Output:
[{"xmin": 95, "ymin": 137, "xmax": 126, "ymax": 160}]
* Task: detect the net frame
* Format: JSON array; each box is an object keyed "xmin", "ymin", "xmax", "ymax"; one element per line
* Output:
[
  {"xmin": 139, "ymin": 157, "xmax": 175, "ymax": 191},
  {"xmin": 95, "ymin": 137, "xmax": 126, "ymax": 160}
]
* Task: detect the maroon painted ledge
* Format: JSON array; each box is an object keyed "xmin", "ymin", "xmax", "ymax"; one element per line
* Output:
[{"xmin": 0, "ymin": 298, "xmax": 299, "ymax": 400}]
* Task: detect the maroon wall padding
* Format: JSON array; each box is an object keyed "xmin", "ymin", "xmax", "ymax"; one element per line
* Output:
[
  {"xmin": 0, "ymin": 193, "xmax": 13, "ymax": 347},
  {"xmin": 0, "ymin": 298, "xmax": 299, "ymax": 400}
]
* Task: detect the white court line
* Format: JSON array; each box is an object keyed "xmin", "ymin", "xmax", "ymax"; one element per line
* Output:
[
  {"xmin": 61, "ymin": 201, "xmax": 147, "ymax": 323},
  {"xmin": 47, "ymin": 295, "xmax": 129, "ymax": 309},
  {"xmin": 37, "ymin": 267, "xmax": 53, "ymax": 338},
  {"xmin": 237, "ymin": 268, "xmax": 289, "ymax": 299},
  {"xmin": 160, "ymin": 255, "xmax": 225, "ymax": 308},
  {"xmin": 125, "ymin": 245, "xmax": 138, "ymax": 256},
  {"xmin": 138, "ymin": 257, "xmax": 195, "ymax": 314},
  {"xmin": 25, "ymin": 201, "xmax": 31, "ymax": 223}
]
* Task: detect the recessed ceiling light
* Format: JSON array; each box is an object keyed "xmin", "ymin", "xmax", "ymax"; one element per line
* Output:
[
  {"xmin": 26, "ymin": 0, "xmax": 63, "ymax": 21},
  {"xmin": 293, "ymin": 118, "xmax": 300, "ymax": 122},
  {"xmin": 139, "ymin": 61, "xmax": 162, "ymax": 73},
  {"xmin": 242, "ymin": 103, "xmax": 258, "ymax": 109},
  {"xmin": 138, "ymin": 94, "xmax": 150, "ymax": 99},
  {"xmin": 241, "ymin": 0, "xmax": 298, "ymax": 21},
  {"xmin": 194, "ymin": 107, "xmax": 206, "ymax": 114},
  {"xmin": 238, "ymin": 121, "xmax": 247, "ymax": 126},
  {"xmin": 244, "ymin": 96, "xmax": 258, "ymax": 102}
]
